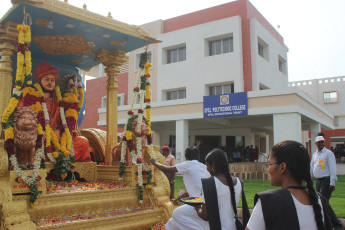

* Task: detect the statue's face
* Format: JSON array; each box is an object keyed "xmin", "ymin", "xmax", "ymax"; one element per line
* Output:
[
  {"xmin": 40, "ymin": 74, "xmax": 56, "ymax": 92},
  {"xmin": 132, "ymin": 118, "xmax": 149, "ymax": 136},
  {"xmin": 141, "ymin": 122, "xmax": 149, "ymax": 135}
]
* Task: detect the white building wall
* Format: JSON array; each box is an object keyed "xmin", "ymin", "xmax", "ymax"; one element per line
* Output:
[
  {"xmin": 290, "ymin": 77, "xmax": 345, "ymax": 129},
  {"xmin": 250, "ymin": 18, "xmax": 288, "ymax": 91},
  {"xmin": 273, "ymin": 113, "xmax": 302, "ymax": 143},
  {"xmin": 157, "ymin": 16, "xmax": 243, "ymax": 101}
]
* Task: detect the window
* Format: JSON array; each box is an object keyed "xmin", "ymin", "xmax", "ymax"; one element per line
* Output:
[
  {"xmin": 167, "ymin": 89, "xmax": 186, "ymax": 100},
  {"xmin": 258, "ymin": 43, "xmax": 264, "ymax": 57},
  {"xmin": 101, "ymin": 94, "xmax": 125, "ymax": 108},
  {"xmin": 118, "ymin": 94, "xmax": 125, "ymax": 106},
  {"xmin": 258, "ymin": 37, "xmax": 269, "ymax": 61},
  {"xmin": 278, "ymin": 55, "xmax": 287, "ymax": 74},
  {"xmin": 135, "ymin": 51, "xmax": 152, "ymax": 72},
  {"xmin": 102, "ymin": 96, "xmax": 107, "ymax": 108},
  {"xmin": 167, "ymin": 46, "xmax": 186, "ymax": 64},
  {"xmin": 209, "ymin": 36, "xmax": 233, "ymax": 56},
  {"xmin": 323, "ymin": 91, "xmax": 337, "ymax": 103},
  {"xmin": 209, "ymin": 83, "xmax": 234, "ymax": 95}
]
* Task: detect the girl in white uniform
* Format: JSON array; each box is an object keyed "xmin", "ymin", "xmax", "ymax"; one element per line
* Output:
[{"xmin": 246, "ymin": 140, "xmax": 326, "ymax": 230}]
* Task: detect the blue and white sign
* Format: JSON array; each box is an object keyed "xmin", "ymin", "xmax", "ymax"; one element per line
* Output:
[{"xmin": 203, "ymin": 92, "xmax": 248, "ymax": 118}]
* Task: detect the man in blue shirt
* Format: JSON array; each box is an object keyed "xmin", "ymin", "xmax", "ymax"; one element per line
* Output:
[{"xmin": 310, "ymin": 135, "xmax": 337, "ymax": 200}]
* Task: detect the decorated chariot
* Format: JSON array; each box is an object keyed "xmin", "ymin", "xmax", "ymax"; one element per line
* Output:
[{"xmin": 0, "ymin": 1, "xmax": 173, "ymax": 229}]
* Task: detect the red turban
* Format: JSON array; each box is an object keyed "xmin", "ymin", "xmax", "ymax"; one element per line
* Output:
[
  {"xmin": 161, "ymin": 146, "xmax": 170, "ymax": 150},
  {"xmin": 35, "ymin": 62, "xmax": 58, "ymax": 83}
]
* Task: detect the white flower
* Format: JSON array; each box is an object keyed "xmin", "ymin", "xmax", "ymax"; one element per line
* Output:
[{"xmin": 10, "ymin": 148, "xmax": 45, "ymax": 186}]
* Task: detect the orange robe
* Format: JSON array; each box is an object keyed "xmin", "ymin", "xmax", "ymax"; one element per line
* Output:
[
  {"xmin": 46, "ymin": 92, "xmax": 91, "ymax": 162},
  {"xmin": 73, "ymin": 135, "xmax": 91, "ymax": 162}
]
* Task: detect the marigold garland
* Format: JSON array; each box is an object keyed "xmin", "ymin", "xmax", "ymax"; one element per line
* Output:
[
  {"xmin": 37, "ymin": 124, "xmax": 43, "ymax": 135},
  {"xmin": 2, "ymin": 23, "xmax": 46, "ymax": 207},
  {"xmin": 4, "ymin": 127, "xmax": 14, "ymax": 141},
  {"xmin": 63, "ymin": 92, "xmax": 78, "ymax": 103},
  {"xmin": 77, "ymin": 82, "xmax": 84, "ymax": 113},
  {"xmin": 2, "ymin": 97, "xmax": 21, "ymax": 124},
  {"xmin": 126, "ymin": 130, "xmax": 133, "ymax": 140},
  {"xmin": 60, "ymin": 132, "xmax": 67, "ymax": 152},
  {"xmin": 65, "ymin": 108, "xmax": 78, "ymax": 122},
  {"xmin": 119, "ymin": 51, "xmax": 153, "ymax": 202}
]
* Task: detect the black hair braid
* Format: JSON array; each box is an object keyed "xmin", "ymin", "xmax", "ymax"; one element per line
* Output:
[
  {"xmin": 305, "ymin": 175, "xmax": 325, "ymax": 230},
  {"xmin": 224, "ymin": 164, "xmax": 243, "ymax": 230}
]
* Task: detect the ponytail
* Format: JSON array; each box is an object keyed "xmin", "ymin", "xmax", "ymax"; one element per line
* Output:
[
  {"xmin": 305, "ymin": 176, "xmax": 325, "ymax": 230},
  {"xmin": 224, "ymin": 164, "xmax": 243, "ymax": 230}
]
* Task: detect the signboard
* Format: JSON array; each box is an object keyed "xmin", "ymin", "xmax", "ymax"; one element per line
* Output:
[
  {"xmin": 203, "ymin": 92, "xmax": 248, "ymax": 118},
  {"xmin": 10, "ymin": 170, "xmax": 46, "ymax": 195}
]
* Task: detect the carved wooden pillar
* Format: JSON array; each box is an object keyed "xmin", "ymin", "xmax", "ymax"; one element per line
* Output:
[
  {"xmin": 0, "ymin": 21, "xmax": 18, "ymax": 134},
  {"xmin": 96, "ymin": 49, "xmax": 128, "ymax": 165}
]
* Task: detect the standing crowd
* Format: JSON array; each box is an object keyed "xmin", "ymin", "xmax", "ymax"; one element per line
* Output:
[
  {"xmin": 149, "ymin": 133, "xmax": 343, "ymax": 230},
  {"xmin": 231, "ymin": 145, "xmax": 259, "ymax": 163}
]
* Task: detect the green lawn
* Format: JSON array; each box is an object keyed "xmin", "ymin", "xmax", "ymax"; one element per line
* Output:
[{"xmin": 174, "ymin": 175, "xmax": 345, "ymax": 218}]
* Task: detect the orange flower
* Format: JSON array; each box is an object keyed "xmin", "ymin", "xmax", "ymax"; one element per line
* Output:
[
  {"xmin": 63, "ymin": 151, "xmax": 70, "ymax": 157},
  {"xmin": 52, "ymin": 151, "xmax": 59, "ymax": 158}
]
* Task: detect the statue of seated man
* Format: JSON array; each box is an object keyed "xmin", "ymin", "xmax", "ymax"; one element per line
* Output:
[{"xmin": 34, "ymin": 62, "xmax": 91, "ymax": 162}]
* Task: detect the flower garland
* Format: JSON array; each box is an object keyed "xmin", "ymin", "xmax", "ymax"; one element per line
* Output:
[
  {"xmin": 10, "ymin": 148, "xmax": 44, "ymax": 207},
  {"xmin": 118, "ymin": 51, "xmax": 153, "ymax": 202},
  {"xmin": 24, "ymin": 24, "xmax": 32, "ymax": 86},
  {"xmin": 33, "ymin": 83, "xmax": 76, "ymax": 180},
  {"xmin": 1, "ymin": 22, "xmax": 45, "ymax": 207},
  {"xmin": 67, "ymin": 75, "xmax": 85, "ymax": 115},
  {"xmin": 15, "ymin": 25, "xmax": 26, "ymax": 90},
  {"xmin": 77, "ymin": 81, "xmax": 84, "ymax": 114},
  {"xmin": 1, "ymin": 25, "xmax": 32, "ymax": 126},
  {"xmin": 136, "ymin": 81, "xmax": 146, "ymax": 203},
  {"xmin": 119, "ymin": 68, "xmax": 143, "ymax": 179}
]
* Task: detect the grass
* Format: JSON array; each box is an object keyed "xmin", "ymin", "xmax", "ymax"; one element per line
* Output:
[{"xmin": 174, "ymin": 175, "xmax": 345, "ymax": 218}]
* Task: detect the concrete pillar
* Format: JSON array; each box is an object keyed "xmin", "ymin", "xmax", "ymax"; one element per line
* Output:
[
  {"xmin": 273, "ymin": 113, "xmax": 302, "ymax": 144},
  {"xmin": 189, "ymin": 135, "xmax": 195, "ymax": 146},
  {"xmin": 310, "ymin": 123, "xmax": 321, "ymax": 156},
  {"xmin": 221, "ymin": 135, "xmax": 226, "ymax": 147},
  {"xmin": 176, "ymin": 120, "xmax": 189, "ymax": 164},
  {"xmin": 80, "ymin": 69, "xmax": 86, "ymax": 86},
  {"xmin": 245, "ymin": 133, "xmax": 252, "ymax": 147},
  {"xmin": 98, "ymin": 63, "xmax": 105, "ymax": 78},
  {"xmin": 268, "ymin": 132, "xmax": 274, "ymax": 152}
]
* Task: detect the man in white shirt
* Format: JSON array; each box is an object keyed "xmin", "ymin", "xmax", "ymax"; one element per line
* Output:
[
  {"xmin": 149, "ymin": 146, "xmax": 210, "ymax": 198},
  {"xmin": 150, "ymin": 147, "xmax": 211, "ymax": 230},
  {"xmin": 310, "ymin": 135, "xmax": 337, "ymax": 200}
]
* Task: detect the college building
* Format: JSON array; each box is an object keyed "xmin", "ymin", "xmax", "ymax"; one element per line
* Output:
[{"xmin": 81, "ymin": 0, "xmax": 334, "ymax": 163}]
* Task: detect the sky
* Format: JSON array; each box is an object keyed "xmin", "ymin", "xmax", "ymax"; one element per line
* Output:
[{"xmin": 1, "ymin": 0, "xmax": 344, "ymax": 82}]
